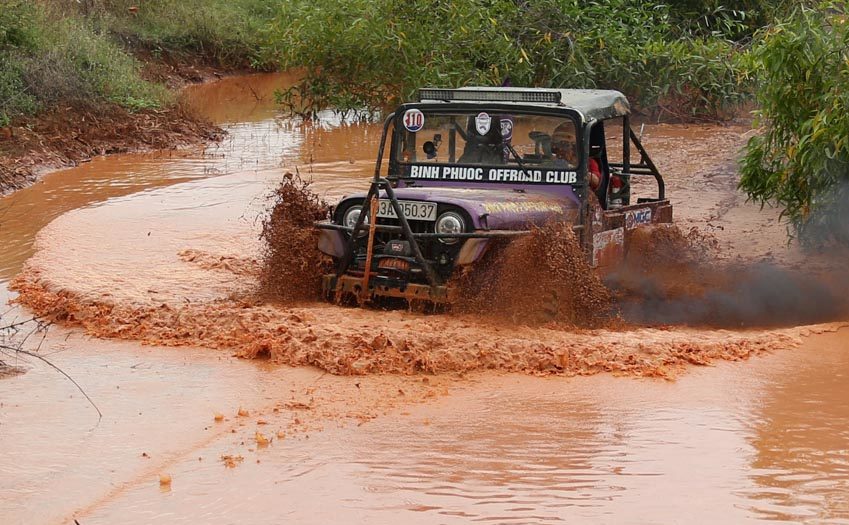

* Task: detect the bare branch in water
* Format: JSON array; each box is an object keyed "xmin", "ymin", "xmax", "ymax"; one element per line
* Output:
[
  {"xmin": 10, "ymin": 347, "xmax": 103, "ymax": 419},
  {"xmin": 1, "ymin": 313, "xmax": 102, "ymax": 419}
]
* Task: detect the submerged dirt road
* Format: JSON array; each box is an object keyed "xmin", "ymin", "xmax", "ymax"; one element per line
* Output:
[
  {"xmin": 11, "ymin": 167, "xmax": 845, "ymax": 377},
  {"xmin": 2, "ymin": 74, "xmax": 848, "ymax": 524}
]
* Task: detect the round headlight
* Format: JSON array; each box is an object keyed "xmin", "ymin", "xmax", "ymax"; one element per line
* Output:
[
  {"xmin": 342, "ymin": 205, "xmax": 367, "ymax": 229},
  {"xmin": 435, "ymin": 211, "xmax": 465, "ymax": 244}
]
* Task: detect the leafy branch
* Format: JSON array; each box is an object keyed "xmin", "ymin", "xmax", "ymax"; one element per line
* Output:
[{"xmin": 739, "ymin": 2, "xmax": 849, "ymax": 246}]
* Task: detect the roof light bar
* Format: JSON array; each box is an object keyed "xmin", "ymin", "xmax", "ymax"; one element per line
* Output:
[{"xmin": 418, "ymin": 89, "xmax": 561, "ymax": 104}]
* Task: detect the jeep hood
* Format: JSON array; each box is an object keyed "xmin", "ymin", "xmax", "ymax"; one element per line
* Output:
[{"xmin": 339, "ymin": 186, "xmax": 580, "ymax": 230}]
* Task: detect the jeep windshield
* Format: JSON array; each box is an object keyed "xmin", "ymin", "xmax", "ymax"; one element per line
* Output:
[{"xmin": 394, "ymin": 110, "xmax": 581, "ymax": 185}]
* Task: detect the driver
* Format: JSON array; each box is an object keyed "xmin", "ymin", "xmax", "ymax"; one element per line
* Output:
[{"xmin": 551, "ymin": 123, "xmax": 602, "ymax": 191}]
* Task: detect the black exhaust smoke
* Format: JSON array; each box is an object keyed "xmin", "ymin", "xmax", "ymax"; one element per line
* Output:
[
  {"xmin": 608, "ymin": 220, "xmax": 849, "ymax": 328},
  {"xmin": 612, "ymin": 261, "xmax": 849, "ymax": 328}
]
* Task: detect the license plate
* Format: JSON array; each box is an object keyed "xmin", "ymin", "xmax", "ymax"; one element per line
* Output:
[{"xmin": 377, "ymin": 200, "xmax": 437, "ymax": 221}]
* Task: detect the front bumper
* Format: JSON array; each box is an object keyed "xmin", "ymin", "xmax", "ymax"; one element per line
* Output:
[
  {"xmin": 316, "ymin": 220, "xmax": 531, "ymax": 304},
  {"xmin": 322, "ymin": 274, "xmax": 455, "ymax": 304}
]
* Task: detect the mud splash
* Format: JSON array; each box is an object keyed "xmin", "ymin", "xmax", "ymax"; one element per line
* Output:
[
  {"xmin": 259, "ymin": 172, "xmax": 331, "ymax": 302},
  {"xmin": 256, "ymin": 175, "xmax": 613, "ymax": 326},
  {"xmin": 15, "ymin": 266, "xmax": 842, "ymax": 378},
  {"xmin": 254, "ymin": 175, "xmax": 849, "ymax": 331},
  {"xmin": 455, "ymin": 222, "xmax": 613, "ymax": 328},
  {"xmin": 11, "ymin": 159, "xmax": 848, "ymax": 379},
  {"xmin": 6, "ymin": 98, "xmax": 846, "ymax": 380}
]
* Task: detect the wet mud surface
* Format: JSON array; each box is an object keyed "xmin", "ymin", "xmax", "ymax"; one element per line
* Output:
[
  {"xmin": 0, "ymin": 102, "xmax": 223, "ymax": 196},
  {"xmin": 13, "ymin": 165, "xmax": 846, "ymax": 379},
  {"xmin": 2, "ymin": 73, "xmax": 849, "ymax": 524},
  {"xmin": 10, "ymin": 146, "xmax": 848, "ymax": 378}
]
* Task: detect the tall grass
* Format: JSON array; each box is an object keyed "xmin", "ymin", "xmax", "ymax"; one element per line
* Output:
[
  {"xmin": 0, "ymin": 0, "xmax": 168, "ymax": 125},
  {"xmin": 0, "ymin": 0, "xmax": 278, "ymax": 125},
  {"xmin": 52, "ymin": 0, "xmax": 276, "ymax": 69}
]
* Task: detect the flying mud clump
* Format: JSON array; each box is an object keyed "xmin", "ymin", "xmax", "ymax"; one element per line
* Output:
[
  {"xmin": 259, "ymin": 172, "xmax": 332, "ymax": 303},
  {"xmin": 455, "ymin": 222, "xmax": 614, "ymax": 328}
]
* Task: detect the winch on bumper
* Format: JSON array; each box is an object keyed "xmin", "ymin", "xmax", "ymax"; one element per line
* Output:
[
  {"xmin": 319, "ymin": 235, "xmax": 456, "ymax": 303},
  {"xmin": 315, "ymin": 190, "xmax": 534, "ymax": 304}
]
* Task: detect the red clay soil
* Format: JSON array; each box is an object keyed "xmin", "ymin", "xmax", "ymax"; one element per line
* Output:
[
  {"xmin": 134, "ymin": 48, "xmax": 260, "ymax": 88},
  {"xmin": 0, "ymin": 103, "xmax": 223, "ymax": 194}
]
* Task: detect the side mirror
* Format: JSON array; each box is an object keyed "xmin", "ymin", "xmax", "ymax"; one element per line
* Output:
[{"xmin": 423, "ymin": 141, "xmax": 437, "ymax": 159}]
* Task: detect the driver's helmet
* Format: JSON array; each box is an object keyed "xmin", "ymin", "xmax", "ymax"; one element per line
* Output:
[{"xmin": 551, "ymin": 123, "xmax": 577, "ymax": 163}]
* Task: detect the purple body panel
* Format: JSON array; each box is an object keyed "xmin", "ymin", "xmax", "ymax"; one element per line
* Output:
[{"xmin": 340, "ymin": 182, "xmax": 581, "ymax": 230}]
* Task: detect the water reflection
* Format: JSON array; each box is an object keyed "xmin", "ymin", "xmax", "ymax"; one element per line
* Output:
[{"xmin": 745, "ymin": 330, "xmax": 849, "ymax": 523}]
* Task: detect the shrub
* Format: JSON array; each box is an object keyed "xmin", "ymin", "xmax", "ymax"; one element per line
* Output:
[
  {"xmin": 46, "ymin": 15, "xmax": 168, "ymax": 110},
  {"xmin": 739, "ymin": 2, "xmax": 849, "ymax": 245},
  {"xmin": 0, "ymin": 0, "xmax": 40, "ymax": 51},
  {"xmin": 0, "ymin": 53, "xmax": 38, "ymax": 124},
  {"xmin": 91, "ymin": 0, "xmax": 276, "ymax": 69}
]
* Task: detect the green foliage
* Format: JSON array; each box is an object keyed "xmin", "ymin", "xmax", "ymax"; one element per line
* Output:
[
  {"xmin": 0, "ymin": 0, "xmax": 284, "ymax": 124},
  {"xmin": 48, "ymin": 14, "xmax": 168, "ymax": 109},
  {"xmin": 263, "ymin": 0, "xmax": 753, "ymax": 119},
  {"xmin": 0, "ymin": 0, "xmax": 41, "ymax": 51},
  {"xmin": 0, "ymin": 53, "xmax": 37, "ymax": 124},
  {"xmin": 664, "ymin": 0, "xmax": 804, "ymax": 40},
  {"xmin": 2, "ymin": 0, "xmax": 284, "ymax": 122},
  {"xmin": 0, "ymin": 1, "xmax": 168, "ymax": 121},
  {"xmin": 739, "ymin": 2, "xmax": 849, "ymax": 245},
  {"xmin": 0, "ymin": 1, "xmax": 41, "ymax": 123}
]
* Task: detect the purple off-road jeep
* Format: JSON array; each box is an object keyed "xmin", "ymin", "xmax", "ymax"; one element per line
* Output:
[{"xmin": 316, "ymin": 87, "xmax": 672, "ymax": 303}]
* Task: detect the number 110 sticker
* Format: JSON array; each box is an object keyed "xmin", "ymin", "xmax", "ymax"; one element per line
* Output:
[{"xmin": 403, "ymin": 109, "xmax": 425, "ymax": 132}]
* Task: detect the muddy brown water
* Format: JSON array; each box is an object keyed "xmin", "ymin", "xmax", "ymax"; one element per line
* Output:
[{"xmin": 1, "ymin": 73, "xmax": 848, "ymax": 524}]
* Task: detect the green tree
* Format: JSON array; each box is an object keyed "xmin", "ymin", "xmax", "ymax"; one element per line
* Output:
[
  {"xmin": 739, "ymin": 3, "xmax": 849, "ymax": 245},
  {"xmin": 264, "ymin": 0, "xmax": 751, "ymax": 119}
]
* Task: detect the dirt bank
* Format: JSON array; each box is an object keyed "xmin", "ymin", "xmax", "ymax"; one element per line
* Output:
[
  {"xmin": 0, "ymin": 103, "xmax": 224, "ymax": 194},
  {"xmin": 0, "ymin": 54, "xmax": 237, "ymax": 196}
]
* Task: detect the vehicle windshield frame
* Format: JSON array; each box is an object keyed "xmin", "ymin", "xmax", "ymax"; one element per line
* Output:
[{"xmin": 388, "ymin": 103, "xmax": 586, "ymax": 185}]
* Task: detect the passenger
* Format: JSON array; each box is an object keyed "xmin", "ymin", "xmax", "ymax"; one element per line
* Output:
[{"xmin": 551, "ymin": 123, "xmax": 602, "ymax": 191}]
